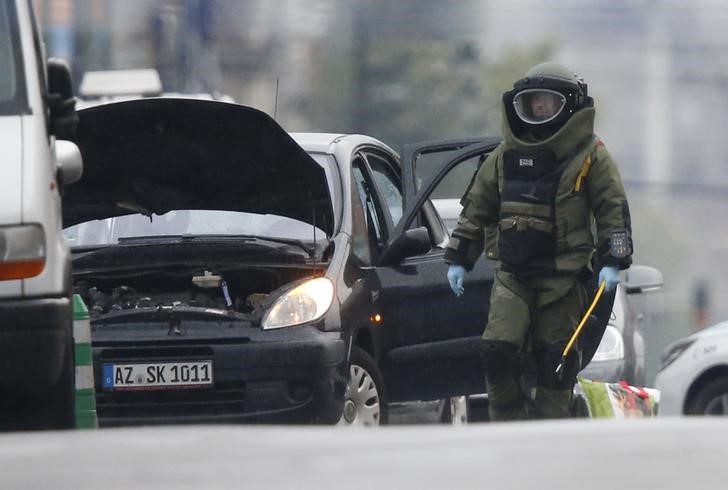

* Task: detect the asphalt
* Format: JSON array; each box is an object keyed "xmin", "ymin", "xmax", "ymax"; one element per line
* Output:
[{"xmin": 0, "ymin": 418, "xmax": 726, "ymax": 490}]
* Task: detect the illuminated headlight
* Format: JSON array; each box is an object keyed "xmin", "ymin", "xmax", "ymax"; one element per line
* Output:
[
  {"xmin": 0, "ymin": 224, "xmax": 46, "ymax": 280},
  {"xmin": 592, "ymin": 325, "xmax": 624, "ymax": 362},
  {"xmin": 261, "ymin": 277, "xmax": 334, "ymax": 330},
  {"xmin": 659, "ymin": 337, "xmax": 696, "ymax": 371}
]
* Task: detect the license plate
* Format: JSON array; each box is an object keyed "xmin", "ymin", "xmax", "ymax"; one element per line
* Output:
[{"xmin": 102, "ymin": 361, "xmax": 213, "ymax": 391}]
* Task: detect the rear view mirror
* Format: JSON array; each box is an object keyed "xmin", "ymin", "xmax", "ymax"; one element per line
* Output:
[
  {"xmin": 380, "ymin": 227, "xmax": 431, "ymax": 265},
  {"xmin": 624, "ymin": 265, "xmax": 663, "ymax": 294},
  {"xmin": 55, "ymin": 140, "xmax": 83, "ymax": 186},
  {"xmin": 47, "ymin": 58, "xmax": 78, "ymax": 140}
]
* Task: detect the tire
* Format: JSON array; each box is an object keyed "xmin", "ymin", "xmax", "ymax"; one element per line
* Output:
[
  {"xmin": 686, "ymin": 376, "xmax": 728, "ymax": 416},
  {"xmin": 42, "ymin": 291, "xmax": 76, "ymax": 430},
  {"xmin": 570, "ymin": 392, "xmax": 591, "ymax": 418},
  {"xmin": 440, "ymin": 396, "xmax": 469, "ymax": 424},
  {"xmin": 0, "ymin": 335, "xmax": 75, "ymax": 431},
  {"xmin": 40, "ymin": 337, "xmax": 76, "ymax": 429},
  {"xmin": 31, "ymin": 291, "xmax": 76, "ymax": 430},
  {"xmin": 338, "ymin": 346, "xmax": 388, "ymax": 426}
]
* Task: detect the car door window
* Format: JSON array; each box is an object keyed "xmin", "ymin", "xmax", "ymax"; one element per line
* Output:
[
  {"xmin": 428, "ymin": 154, "xmax": 482, "ymax": 200},
  {"xmin": 411, "ymin": 145, "xmax": 480, "ymax": 192},
  {"xmin": 353, "ymin": 158, "xmax": 386, "ymax": 256},
  {"xmin": 398, "ymin": 140, "xmax": 497, "ymax": 246},
  {"xmin": 429, "ymin": 154, "xmax": 483, "ymax": 234},
  {"xmin": 365, "ymin": 153, "xmax": 403, "ymax": 227},
  {"xmin": 349, "ymin": 175, "xmax": 372, "ymax": 264},
  {"xmin": 365, "ymin": 151, "xmax": 447, "ymax": 254}
]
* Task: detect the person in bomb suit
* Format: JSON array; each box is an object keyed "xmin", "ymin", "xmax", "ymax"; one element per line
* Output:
[{"xmin": 445, "ymin": 62, "xmax": 633, "ymax": 420}]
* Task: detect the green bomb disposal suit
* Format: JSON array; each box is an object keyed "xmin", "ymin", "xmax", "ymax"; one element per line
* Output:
[{"xmin": 444, "ymin": 62, "xmax": 633, "ymax": 420}]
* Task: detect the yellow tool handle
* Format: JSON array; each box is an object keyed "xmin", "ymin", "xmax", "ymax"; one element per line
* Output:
[{"xmin": 560, "ymin": 281, "xmax": 606, "ymax": 358}]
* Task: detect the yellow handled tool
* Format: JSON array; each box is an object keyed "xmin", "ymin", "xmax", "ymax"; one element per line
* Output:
[{"xmin": 555, "ymin": 281, "xmax": 606, "ymax": 376}]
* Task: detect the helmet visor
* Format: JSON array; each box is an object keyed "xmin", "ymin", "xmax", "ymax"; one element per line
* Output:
[{"xmin": 512, "ymin": 89, "xmax": 566, "ymax": 124}]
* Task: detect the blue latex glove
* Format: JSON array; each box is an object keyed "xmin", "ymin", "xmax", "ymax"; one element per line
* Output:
[
  {"xmin": 447, "ymin": 264, "xmax": 466, "ymax": 297},
  {"xmin": 598, "ymin": 266, "xmax": 620, "ymax": 292}
]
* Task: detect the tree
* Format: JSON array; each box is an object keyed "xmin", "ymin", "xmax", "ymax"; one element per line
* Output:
[{"xmin": 309, "ymin": 4, "xmax": 557, "ymax": 149}]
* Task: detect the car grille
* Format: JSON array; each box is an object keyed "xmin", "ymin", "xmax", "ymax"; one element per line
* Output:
[
  {"xmin": 96, "ymin": 380, "xmax": 247, "ymax": 420},
  {"xmin": 97, "ymin": 345, "xmax": 216, "ymax": 360}
]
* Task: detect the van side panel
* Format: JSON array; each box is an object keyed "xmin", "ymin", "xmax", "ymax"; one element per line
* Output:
[
  {"xmin": 22, "ymin": 114, "xmax": 68, "ymax": 297},
  {"xmin": 0, "ymin": 117, "xmax": 24, "ymax": 297}
]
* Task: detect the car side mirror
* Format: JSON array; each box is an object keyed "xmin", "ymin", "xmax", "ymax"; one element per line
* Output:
[
  {"xmin": 380, "ymin": 226, "xmax": 431, "ymax": 265},
  {"xmin": 624, "ymin": 265, "xmax": 663, "ymax": 294},
  {"xmin": 47, "ymin": 58, "xmax": 78, "ymax": 140},
  {"xmin": 55, "ymin": 140, "xmax": 83, "ymax": 186}
]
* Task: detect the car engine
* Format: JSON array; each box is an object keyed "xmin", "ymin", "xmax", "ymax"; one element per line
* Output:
[{"xmin": 74, "ymin": 267, "xmax": 315, "ymax": 318}]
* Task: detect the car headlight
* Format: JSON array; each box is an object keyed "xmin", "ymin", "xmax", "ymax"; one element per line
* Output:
[
  {"xmin": 261, "ymin": 277, "xmax": 334, "ymax": 330},
  {"xmin": 0, "ymin": 224, "xmax": 46, "ymax": 280},
  {"xmin": 659, "ymin": 337, "xmax": 696, "ymax": 371},
  {"xmin": 591, "ymin": 325, "xmax": 624, "ymax": 362}
]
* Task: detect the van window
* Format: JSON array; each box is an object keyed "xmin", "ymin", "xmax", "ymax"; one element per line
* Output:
[{"xmin": 0, "ymin": 1, "xmax": 27, "ymax": 114}]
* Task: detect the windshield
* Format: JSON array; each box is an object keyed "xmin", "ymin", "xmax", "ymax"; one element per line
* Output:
[
  {"xmin": 63, "ymin": 209, "xmax": 327, "ymax": 247},
  {"xmin": 0, "ymin": 0, "xmax": 26, "ymax": 113}
]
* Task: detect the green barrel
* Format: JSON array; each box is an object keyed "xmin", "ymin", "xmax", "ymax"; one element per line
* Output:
[{"xmin": 73, "ymin": 294, "xmax": 98, "ymax": 429}]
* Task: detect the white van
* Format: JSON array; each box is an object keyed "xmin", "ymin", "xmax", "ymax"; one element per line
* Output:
[{"xmin": 0, "ymin": 0, "xmax": 82, "ymax": 430}]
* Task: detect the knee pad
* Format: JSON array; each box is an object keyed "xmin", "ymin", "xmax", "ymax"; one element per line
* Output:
[
  {"xmin": 534, "ymin": 346, "xmax": 580, "ymax": 390},
  {"xmin": 480, "ymin": 340, "xmax": 520, "ymax": 384}
]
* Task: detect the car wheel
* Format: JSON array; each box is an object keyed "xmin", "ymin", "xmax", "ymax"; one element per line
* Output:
[
  {"xmin": 686, "ymin": 377, "xmax": 728, "ymax": 416},
  {"xmin": 41, "ymin": 338, "xmax": 76, "ymax": 429},
  {"xmin": 338, "ymin": 346, "xmax": 388, "ymax": 426},
  {"xmin": 570, "ymin": 392, "xmax": 591, "ymax": 418},
  {"xmin": 440, "ymin": 395, "xmax": 469, "ymax": 424},
  {"xmin": 25, "ymin": 334, "xmax": 76, "ymax": 430},
  {"xmin": 0, "ymin": 335, "xmax": 75, "ymax": 431}
]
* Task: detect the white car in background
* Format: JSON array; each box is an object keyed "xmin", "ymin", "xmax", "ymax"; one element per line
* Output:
[
  {"xmin": 75, "ymin": 68, "xmax": 235, "ymax": 110},
  {"xmin": 656, "ymin": 321, "xmax": 728, "ymax": 416}
]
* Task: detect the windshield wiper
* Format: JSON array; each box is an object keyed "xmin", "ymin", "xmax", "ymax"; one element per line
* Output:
[
  {"xmin": 70, "ymin": 244, "xmax": 114, "ymax": 253},
  {"xmin": 115, "ymin": 234, "xmax": 319, "ymax": 258}
]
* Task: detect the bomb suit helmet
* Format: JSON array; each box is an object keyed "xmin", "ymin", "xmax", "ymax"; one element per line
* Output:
[{"xmin": 503, "ymin": 62, "xmax": 592, "ymax": 139}]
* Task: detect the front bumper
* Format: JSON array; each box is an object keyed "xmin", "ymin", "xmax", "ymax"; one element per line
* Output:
[
  {"xmin": 579, "ymin": 359, "xmax": 625, "ymax": 384},
  {"xmin": 0, "ymin": 296, "xmax": 72, "ymax": 392},
  {"xmin": 93, "ymin": 325, "xmax": 348, "ymax": 426},
  {"xmin": 654, "ymin": 365, "xmax": 686, "ymax": 416}
]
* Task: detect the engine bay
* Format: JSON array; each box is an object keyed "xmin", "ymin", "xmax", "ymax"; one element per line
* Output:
[{"xmin": 73, "ymin": 266, "xmax": 319, "ymax": 319}]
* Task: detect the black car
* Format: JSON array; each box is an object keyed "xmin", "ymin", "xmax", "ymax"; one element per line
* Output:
[{"xmin": 63, "ymin": 98, "xmax": 506, "ymax": 426}]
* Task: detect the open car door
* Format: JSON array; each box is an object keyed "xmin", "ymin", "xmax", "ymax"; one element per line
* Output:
[{"xmin": 372, "ymin": 138, "xmax": 499, "ymax": 403}]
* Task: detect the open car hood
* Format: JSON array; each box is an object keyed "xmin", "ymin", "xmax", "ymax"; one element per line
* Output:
[{"xmin": 64, "ymin": 98, "xmax": 333, "ymax": 235}]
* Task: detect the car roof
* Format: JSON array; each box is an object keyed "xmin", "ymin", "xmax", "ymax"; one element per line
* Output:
[
  {"xmin": 290, "ymin": 133, "xmax": 399, "ymax": 161},
  {"xmin": 289, "ymin": 133, "xmax": 346, "ymax": 153}
]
